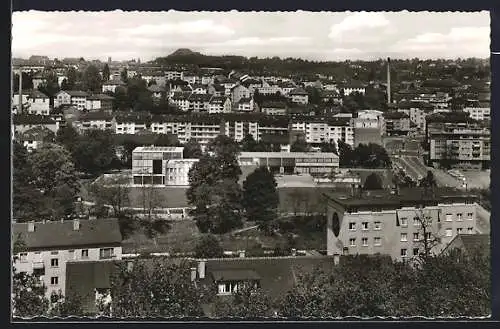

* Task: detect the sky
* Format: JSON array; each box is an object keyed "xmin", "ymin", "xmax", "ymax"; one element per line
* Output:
[{"xmin": 12, "ymin": 10, "xmax": 490, "ymax": 62}]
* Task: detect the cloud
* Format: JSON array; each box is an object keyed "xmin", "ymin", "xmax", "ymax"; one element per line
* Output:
[
  {"xmin": 118, "ymin": 20, "xmax": 235, "ymax": 37},
  {"xmin": 219, "ymin": 36, "xmax": 311, "ymax": 47},
  {"xmin": 392, "ymin": 27, "xmax": 490, "ymax": 57},
  {"xmin": 328, "ymin": 12, "xmax": 393, "ymax": 41}
]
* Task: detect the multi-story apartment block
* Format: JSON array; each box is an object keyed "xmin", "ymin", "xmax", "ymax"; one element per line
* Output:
[
  {"xmin": 426, "ymin": 119, "xmax": 491, "ymax": 170},
  {"xmin": 340, "ymin": 82, "xmax": 366, "ymax": 96},
  {"xmin": 382, "ymin": 111, "xmax": 411, "ymax": 136},
  {"xmin": 188, "ymin": 93, "xmax": 211, "ymax": 112},
  {"xmin": 257, "ymin": 81, "xmax": 281, "ymax": 95},
  {"xmin": 55, "ymin": 90, "xmax": 89, "ymax": 110},
  {"xmin": 165, "ymin": 70, "xmax": 183, "ymax": 81},
  {"xmin": 85, "ymin": 94, "xmax": 115, "ymax": 112},
  {"xmin": 131, "ymin": 146, "xmax": 198, "ymax": 186},
  {"xmin": 12, "ymin": 219, "xmax": 122, "ymax": 300},
  {"xmin": 235, "ymin": 97, "xmax": 255, "ymax": 112},
  {"xmin": 261, "ymin": 101, "xmax": 287, "ymax": 116},
  {"xmin": 289, "ymin": 88, "xmax": 309, "ymax": 105},
  {"xmin": 115, "ymin": 113, "xmax": 149, "ymax": 134},
  {"xmin": 182, "ymin": 72, "xmax": 201, "ymax": 85},
  {"xmin": 463, "ymin": 107, "xmax": 490, "ymax": 121},
  {"xmin": 290, "ymin": 117, "xmax": 354, "ymax": 146},
  {"xmin": 102, "ymin": 80, "xmax": 126, "ymax": 93},
  {"xmin": 170, "ymin": 92, "xmax": 191, "ymax": 112},
  {"xmin": 325, "ymin": 187, "xmax": 482, "ymax": 262},
  {"xmin": 74, "ymin": 112, "xmax": 114, "ymax": 132}
]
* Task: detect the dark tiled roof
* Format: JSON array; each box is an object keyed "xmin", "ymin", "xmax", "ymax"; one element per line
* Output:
[
  {"xmin": 238, "ymin": 97, "xmax": 252, "ymax": 104},
  {"xmin": 289, "ymin": 87, "xmax": 308, "ymax": 96},
  {"xmin": 209, "ymin": 96, "xmax": 228, "ymax": 104},
  {"xmin": 457, "ymin": 234, "xmax": 490, "ymax": 251},
  {"xmin": 63, "ymin": 90, "xmax": 89, "ymax": 97},
  {"xmin": 80, "ymin": 112, "xmax": 114, "ymax": 121},
  {"xmin": 383, "ymin": 111, "xmax": 409, "ymax": 120},
  {"xmin": 12, "ymin": 218, "xmax": 122, "ymax": 250},
  {"xmin": 261, "ymin": 101, "xmax": 287, "ymax": 109},
  {"xmin": 188, "ymin": 93, "xmax": 212, "ymax": 102},
  {"xmin": 29, "ymin": 90, "xmax": 49, "ymax": 99},
  {"xmin": 211, "ymin": 269, "xmax": 261, "ymax": 281},
  {"xmin": 87, "ymin": 94, "xmax": 115, "ymax": 101},
  {"xmin": 14, "ymin": 114, "xmax": 56, "ymax": 125},
  {"xmin": 103, "ymin": 80, "xmax": 125, "ymax": 86},
  {"xmin": 18, "ymin": 126, "xmax": 54, "ymax": 141}
]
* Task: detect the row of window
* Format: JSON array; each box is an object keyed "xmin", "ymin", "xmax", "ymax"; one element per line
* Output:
[{"xmin": 18, "ymin": 248, "xmax": 114, "ymax": 263}]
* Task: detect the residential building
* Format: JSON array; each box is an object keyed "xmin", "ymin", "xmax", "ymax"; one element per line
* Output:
[
  {"xmin": 27, "ymin": 90, "xmax": 51, "ymax": 115},
  {"xmin": 55, "ymin": 90, "xmax": 89, "ymax": 110},
  {"xmin": 426, "ymin": 120, "xmax": 491, "ymax": 170},
  {"xmin": 463, "ymin": 107, "xmax": 490, "ymax": 121},
  {"xmin": 13, "ymin": 114, "xmax": 60, "ymax": 134},
  {"xmin": 324, "ymin": 187, "xmax": 482, "ymax": 261},
  {"xmin": 115, "ymin": 113, "xmax": 150, "ymax": 135},
  {"xmin": 208, "ymin": 96, "xmax": 232, "ymax": 114},
  {"xmin": 278, "ymin": 81, "xmax": 296, "ymax": 96},
  {"xmin": 188, "ymin": 93, "xmax": 211, "ymax": 112},
  {"xmin": 383, "ymin": 111, "xmax": 411, "ymax": 136},
  {"xmin": 290, "ymin": 117, "xmax": 354, "ymax": 146},
  {"xmin": 441, "ymin": 234, "xmax": 490, "ymax": 257},
  {"xmin": 341, "ymin": 82, "xmax": 366, "ymax": 96},
  {"xmin": 147, "ymin": 84, "xmax": 166, "ymax": 102},
  {"xmin": 191, "ymin": 83, "xmax": 208, "ymax": 95},
  {"xmin": 17, "ymin": 126, "xmax": 54, "ymax": 152},
  {"xmin": 238, "ymin": 151, "xmax": 339, "ymax": 175},
  {"xmin": 85, "ymin": 94, "xmax": 115, "ymax": 112},
  {"xmin": 289, "ymin": 87, "xmax": 309, "ymax": 105},
  {"xmin": 182, "ymin": 72, "xmax": 201, "ymax": 85},
  {"xmin": 353, "ymin": 110, "xmax": 385, "ymax": 146},
  {"xmin": 170, "ymin": 92, "xmax": 191, "ymax": 112},
  {"xmin": 207, "ymin": 84, "xmax": 225, "ymax": 97},
  {"xmin": 102, "ymin": 80, "xmax": 126, "ymax": 93},
  {"xmin": 235, "ymin": 97, "xmax": 256, "ymax": 112},
  {"xmin": 230, "ymin": 84, "xmax": 252, "ymax": 104},
  {"xmin": 12, "ymin": 219, "xmax": 122, "ymax": 300},
  {"xmin": 165, "ymin": 70, "xmax": 183, "ymax": 81},
  {"xmin": 260, "ymin": 101, "xmax": 287, "ymax": 116},
  {"xmin": 74, "ymin": 112, "xmax": 114, "ymax": 132}
]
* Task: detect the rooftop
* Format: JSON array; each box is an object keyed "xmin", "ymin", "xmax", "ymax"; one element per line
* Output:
[
  {"xmin": 133, "ymin": 146, "xmax": 184, "ymax": 153},
  {"xmin": 239, "ymin": 151, "xmax": 339, "ymax": 159},
  {"xmin": 12, "ymin": 218, "xmax": 122, "ymax": 251}
]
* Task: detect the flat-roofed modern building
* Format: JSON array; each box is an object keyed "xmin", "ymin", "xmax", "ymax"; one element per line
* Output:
[
  {"xmin": 324, "ymin": 187, "xmax": 482, "ymax": 262},
  {"xmin": 131, "ymin": 146, "xmax": 199, "ymax": 186},
  {"xmin": 238, "ymin": 151, "xmax": 339, "ymax": 175}
]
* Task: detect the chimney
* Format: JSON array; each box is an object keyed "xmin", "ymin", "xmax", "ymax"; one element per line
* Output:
[
  {"xmin": 333, "ymin": 253, "xmax": 340, "ymax": 266},
  {"xmin": 73, "ymin": 219, "xmax": 80, "ymax": 231},
  {"xmin": 387, "ymin": 57, "xmax": 391, "ymax": 105},
  {"xmin": 198, "ymin": 259, "xmax": 206, "ymax": 279},
  {"xmin": 238, "ymin": 250, "xmax": 246, "ymax": 258},
  {"xmin": 27, "ymin": 221, "xmax": 35, "ymax": 232},
  {"xmin": 18, "ymin": 70, "xmax": 23, "ymax": 111},
  {"xmin": 190, "ymin": 267, "xmax": 197, "ymax": 282}
]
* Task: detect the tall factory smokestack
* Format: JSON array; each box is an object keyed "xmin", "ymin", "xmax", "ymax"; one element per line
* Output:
[
  {"xmin": 18, "ymin": 69, "xmax": 23, "ymax": 112},
  {"xmin": 387, "ymin": 57, "xmax": 391, "ymax": 105}
]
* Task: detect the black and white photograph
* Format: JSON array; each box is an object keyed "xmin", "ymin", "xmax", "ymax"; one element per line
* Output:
[{"xmin": 11, "ymin": 9, "xmax": 491, "ymax": 319}]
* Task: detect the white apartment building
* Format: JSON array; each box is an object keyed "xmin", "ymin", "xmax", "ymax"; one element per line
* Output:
[
  {"xmin": 290, "ymin": 119, "xmax": 354, "ymax": 146},
  {"xmin": 27, "ymin": 90, "xmax": 51, "ymax": 115},
  {"xmin": 12, "ymin": 219, "xmax": 122, "ymax": 300},
  {"xmin": 463, "ymin": 107, "xmax": 490, "ymax": 121},
  {"xmin": 165, "ymin": 70, "xmax": 183, "ymax": 81},
  {"xmin": 208, "ymin": 96, "xmax": 232, "ymax": 114},
  {"xmin": 102, "ymin": 80, "xmax": 125, "ymax": 93},
  {"xmin": 230, "ymin": 84, "xmax": 252, "ymax": 104},
  {"xmin": 165, "ymin": 159, "xmax": 200, "ymax": 186},
  {"xmin": 55, "ymin": 90, "xmax": 89, "ymax": 110},
  {"xmin": 170, "ymin": 93, "xmax": 191, "ymax": 112},
  {"xmin": 236, "ymin": 98, "xmax": 255, "ymax": 112},
  {"xmin": 115, "ymin": 116, "xmax": 148, "ymax": 134}
]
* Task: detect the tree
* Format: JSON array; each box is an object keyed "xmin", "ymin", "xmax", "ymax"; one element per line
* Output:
[
  {"xmin": 38, "ymin": 70, "xmax": 60, "ymax": 106},
  {"xmin": 241, "ymin": 134, "xmax": 258, "ymax": 152},
  {"xmin": 419, "ymin": 170, "xmax": 437, "ymax": 189},
  {"xmin": 82, "ymin": 65, "xmax": 102, "ymax": 93},
  {"xmin": 29, "ymin": 143, "xmax": 80, "ymax": 220},
  {"xmin": 194, "ymin": 234, "xmax": 224, "ymax": 258},
  {"xmin": 412, "ymin": 208, "xmax": 443, "ymax": 263},
  {"xmin": 319, "ymin": 141, "xmax": 338, "ymax": 154},
  {"xmin": 109, "ymin": 260, "xmax": 214, "ymax": 317},
  {"xmin": 213, "ymin": 284, "xmax": 274, "ymax": 318},
  {"xmin": 89, "ymin": 174, "xmax": 130, "ymax": 217},
  {"xmin": 120, "ymin": 139, "xmax": 140, "ymax": 167},
  {"xmin": 48, "ymin": 291, "xmax": 84, "ymax": 317},
  {"xmin": 72, "ymin": 129, "xmax": 118, "ymax": 176},
  {"xmin": 65, "ymin": 67, "xmax": 78, "ymax": 90},
  {"xmin": 102, "ymin": 64, "xmax": 111, "ymax": 82},
  {"xmin": 363, "ymin": 173, "xmax": 383, "ymax": 190},
  {"xmin": 187, "ymin": 136, "xmax": 244, "ymax": 234},
  {"xmin": 154, "ymin": 134, "xmax": 178, "ymax": 147},
  {"xmin": 290, "ymin": 139, "xmax": 309, "ymax": 152},
  {"xmin": 120, "ymin": 68, "xmax": 128, "ymax": 83},
  {"xmin": 12, "ymin": 235, "xmax": 50, "ymax": 318},
  {"xmin": 242, "ymin": 166, "xmax": 279, "ymax": 234},
  {"xmin": 56, "ymin": 124, "xmax": 80, "ymax": 154},
  {"xmin": 183, "ymin": 139, "xmax": 203, "ymax": 159}
]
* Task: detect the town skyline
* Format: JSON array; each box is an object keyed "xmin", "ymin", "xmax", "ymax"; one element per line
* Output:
[{"xmin": 12, "ymin": 10, "xmax": 490, "ymax": 62}]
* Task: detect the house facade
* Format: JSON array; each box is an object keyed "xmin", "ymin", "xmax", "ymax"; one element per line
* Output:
[{"xmin": 12, "ymin": 219, "xmax": 122, "ymax": 300}]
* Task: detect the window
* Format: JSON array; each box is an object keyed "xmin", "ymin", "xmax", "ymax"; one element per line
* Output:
[
  {"xmin": 68, "ymin": 250, "xmax": 75, "ymax": 260},
  {"xmin": 19, "ymin": 252, "xmax": 28, "ymax": 263},
  {"xmin": 348, "ymin": 222, "xmax": 356, "ymax": 230},
  {"xmin": 374, "ymin": 221, "xmax": 381, "ymax": 230},
  {"xmin": 51, "ymin": 251, "xmax": 59, "ymax": 255},
  {"xmin": 445, "ymin": 213, "xmax": 452, "ymax": 221},
  {"xmin": 400, "ymin": 217, "xmax": 408, "ymax": 227},
  {"xmin": 426, "ymin": 232, "xmax": 432, "ymax": 240},
  {"xmin": 413, "ymin": 233, "xmax": 419, "ymax": 241},
  {"xmin": 457, "ymin": 228, "xmax": 463, "ymax": 234},
  {"xmin": 99, "ymin": 248, "xmax": 114, "ymax": 259},
  {"xmin": 362, "ymin": 238, "xmax": 368, "ymax": 246},
  {"xmin": 349, "ymin": 238, "xmax": 356, "ymax": 247},
  {"xmin": 50, "ymin": 277, "xmax": 59, "ymax": 285},
  {"xmin": 50, "ymin": 258, "xmax": 59, "ymax": 267},
  {"xmin": 445, "ymin": 228, "xmax": 453, "ymax": 237},
  {"xmin": 374, "ymin": 237, "xmax": 381, "ymax": 246},
  {"xmin": 401, "ymin": 249, "xmax": 408, "ymax": 257},
  {"xmin": 467, "ymin": 227, "xmax": 474, "ymax": 234},
  {"xmin": 456, "ymin": 213, "xmax": 463, "ymax": 221},
  {"xmin": 467, "ymin": 212, "xmax": 474, "ymax": 220},
  {"xmin": 81, "ymin": 249, "xmax": 89, "ymax": 259},
  {"xmin": 413, "ymin": 248, "xmax": 419, "ymax": 256},
  {"xmin": 362, "ymin": 222, "xmax": 369, "ymax": 230},
  {"xmin": 413, "ymin": 217, "xmax": 421, "ymax": 226},
  {"xmin": 401, "ymin": 233, "xmax": 408, "ymax": 242}
]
